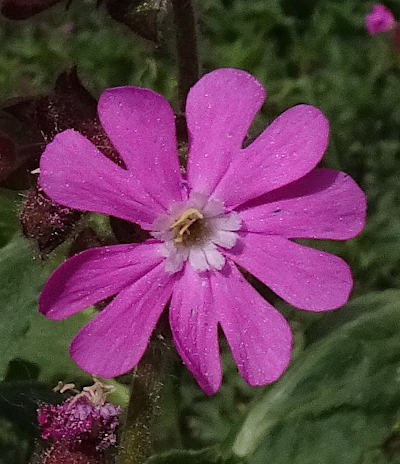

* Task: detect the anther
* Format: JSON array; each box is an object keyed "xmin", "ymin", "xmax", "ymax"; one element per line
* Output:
[{"xmin": 169, "ymin": 208, "xmax": 204, "ymax": 243}]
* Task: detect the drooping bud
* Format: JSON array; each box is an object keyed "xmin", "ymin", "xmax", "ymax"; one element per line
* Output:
[
  {"xmin": 1, "ymin": 68, "xmax": 123, "ymax": 254},
  {"xmin": 20, "ymin": 185, "xmax": 82, "ymax": 257},
  {"xmin": 105, "ymin": 0, "xmax": 168, "ymax": 43}
]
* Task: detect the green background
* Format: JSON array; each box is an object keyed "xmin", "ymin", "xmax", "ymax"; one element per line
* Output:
[{"xmin": 0, "ymin": 0, "xmax": 400, "ymax": 462}]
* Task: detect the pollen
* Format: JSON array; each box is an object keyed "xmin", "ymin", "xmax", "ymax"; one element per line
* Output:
[{"xmin": 170, "ymin": 208, "xmax": 204, "ymax": 243}]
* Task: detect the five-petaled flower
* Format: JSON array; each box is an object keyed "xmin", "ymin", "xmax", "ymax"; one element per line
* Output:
[
  {"xmin": 39, "ymin": 68, "xmax": 366, "ymax": 395},
  {"xmin": 366, "ymin": 4, "xmax": 396, "ymax": 35}
]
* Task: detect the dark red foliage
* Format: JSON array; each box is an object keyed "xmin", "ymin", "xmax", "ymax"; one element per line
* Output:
[
  {"xmin": 20, "ymin": 186, "xmax": 82, "ymax": 256},
  {"xmin": 1, "ymin": 0, "xmax": 163, "ymax": 44},
  {"xmin": 1, "ymin": 0, "xmax": 63, "ymax": 19},
  {"xmin": 1, "ymin": 68, "xmax": 125, "ymax": 254},
  {"xmin": 0, "ymin": 105, "xmax": 43, "ymax": 190},
  {"xmin": 3, "ymin": 68, "xmax": 123, "ymax": 172},
  {"xmin": 42, "ymin": 68, "xmax": 124, "ymax": 167},
  {"xmin": 1, "ymin": 68, "xmax": 123, "ymax": 191},
  {"xmin": 0, "ymin": 131, "xmax": 16, "ymax": 184}
]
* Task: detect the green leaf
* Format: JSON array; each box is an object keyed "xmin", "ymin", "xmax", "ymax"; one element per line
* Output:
[
  {"xmin": 231, "ymin": 290, "xmax": 400, "ymax": 464},
  {"xmin": 0, "ymin": 381, "xmax": 60, "ymax": 428},
  {"xmin": 0, "ymin": 189, "xmax": 91, "ymax": 383},
  {"xmin": 0, "ymin": 416, "xmax": 29, "ymax": 464},
  {"xmin": 0, "ymin": 191, "xmax": 40, "ymax": 379},
  {"xmin": 0, "ymin": 232, "xmax": 91, "ymax": 383},
  {"xmin": 13, "ymin": 308, "xmax": 92, "ymax": 384},
  {"xmin": 0, "ymin": 234, "xmax": 49, "ymax": 379},
  {"xmin": 0, "ymin": 381, "xmax": 61, "ymax": 464}
]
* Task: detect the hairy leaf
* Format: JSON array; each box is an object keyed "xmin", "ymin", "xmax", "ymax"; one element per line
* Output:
[{"xmin": 231, "ymin": 290, "xmax": 400, "ymax": 464}]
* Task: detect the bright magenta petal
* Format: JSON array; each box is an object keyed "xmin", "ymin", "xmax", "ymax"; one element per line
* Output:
[
  {"xmin": 214, "ymin": 262, "xmax": 292, "ymax": 386},
  {"xmin": 186, "ymin": 68, "xmax": 265, "ymax": 195},
  {"xmin": 226, "ymin": 234, "xmax": 352, "ymax": 311},
  {"xmin": 170, "ymin": 264, "xmax": 222, "ymax": 395},
  {"xmin": 98, "ymin": 87, "xmax": 184, "ymax": 209},
  {"xmin": 39, "ymin": 242, "xmax": 163, "ymax": 320},
  {"xmin": 70, "ymin": 263, "xmax": 175, "ymax": 378},
  {"xmin": 40, "ymin": 129, "xmax": 163, "ymax": 229},
  {"xmin": 214, "ymin": 105, "xmax": 329, "ymax": 208},
  {"xmin": 238, "ymin": 169, "xmax": 366, "ymax": 239}
]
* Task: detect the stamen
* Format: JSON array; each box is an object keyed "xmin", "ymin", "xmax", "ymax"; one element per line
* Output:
[{"xmin": 169, "ymin": 208, "xmax": 204, "ymax": 243}]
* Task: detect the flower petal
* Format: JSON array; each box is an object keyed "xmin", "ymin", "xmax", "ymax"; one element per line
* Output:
[
  {"xmin": 213, "ymin": 105, "xmax": 329, "ymax": 208},
  {"xmin": 203, "ymin": 243, "xmax": 226, "ymax": 269},
  {"xmin": 40, "ymin": 241, "xmax": 163, "ymax": 320},
  {"xmin": 238, "ymin": 169, "xmax": 366, "ymax": 239},
  {"xmin": 188, "ymin": 247, "xmax": 209, "ymax": 272},
  {"xmin": 211, "ymin": 230, "xmax": 238, "ymax": 249},
  {"xmin": 213, "ymin": 262, "xmax": 292, "ymax": 386},
  {"xmin": 98, "ymin": 87, "xmax": 184, "ymax": 209},
  {"xmin": 170, "ymin": 265, "xmax": 222, "ymax": 395},
  {"xmin": 70, "ymin": 263, "xmax": 174, "ymax": 378},
  {"xmin": 40, "ymin": 129, "xmax": 163, "ymax": 229},
  {"xmin": 186, "ymin": 68, "xmax": 265, "ymax": 195},
  {"xmin": 225, "ymin": 233, "xmax": 352, "ymax": 311}
]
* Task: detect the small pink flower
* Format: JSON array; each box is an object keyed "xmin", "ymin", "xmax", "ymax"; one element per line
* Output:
[
  {"xmin": 366, "ymin": 4, "xmax": 395, "ymax": 35},
  {"xmin": 39, "ymin": 68, "xmax": 366, "ymax": 395}
]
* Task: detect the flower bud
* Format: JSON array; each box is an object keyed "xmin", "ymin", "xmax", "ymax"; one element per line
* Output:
[{"xmin": 36, "ymin": 379, "xmax": 120, "ymax": 464}]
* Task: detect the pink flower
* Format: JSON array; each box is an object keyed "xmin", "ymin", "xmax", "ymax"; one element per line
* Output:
[
  {"xmin": 39, "ymin": 68, "xmax": 366, "ymax": 395},
  {"xmin": 366, "ymin": 4, "xmax": 395, "ymax": 35}
]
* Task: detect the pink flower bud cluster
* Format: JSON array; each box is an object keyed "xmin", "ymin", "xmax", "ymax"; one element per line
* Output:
[
  {"xmin": 38, "ymin": 391, "xmax": 120, "ymax": 452},
  {"xmin": 38, "ymin": 379, "xmax": 120, "ymax": 455}
]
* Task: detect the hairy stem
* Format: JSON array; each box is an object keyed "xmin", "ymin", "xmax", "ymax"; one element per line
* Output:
[
  {"xmin": 171, "ymin": 0, "xmax": 199, "ymax": 112},
  {"xmin": 115, "ymin": 333, "xmax": 170, "ymax": 464},
  {"xmin": 115, "ymin": 4, "xmax": 200, "ymax": 462}
]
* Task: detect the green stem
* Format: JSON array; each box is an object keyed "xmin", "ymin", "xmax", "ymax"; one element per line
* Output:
[
  {"xmin": 171, "ymin": 0, "xmax": 200, "ymax": 112},
  {"xmin": 115, "ymin": 3, "xmax": 200, "ymax": 462},
  {"xmin": 116, "ymin": 333, "xmax": 170, "ymax": 464}
]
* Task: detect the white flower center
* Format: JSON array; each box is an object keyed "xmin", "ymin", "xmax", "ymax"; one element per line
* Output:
[{"xmin": 151, "ymin": 192, "xmax": 241, "ymax": 273}]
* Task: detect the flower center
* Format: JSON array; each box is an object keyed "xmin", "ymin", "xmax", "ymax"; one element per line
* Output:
[
  {"xmin": 151, "ymin": 192, "xmax": 242, "ymax": 274},
  {"xmin": 169, "ymin": 208, "xmax": 206, "ymax": 245}
]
